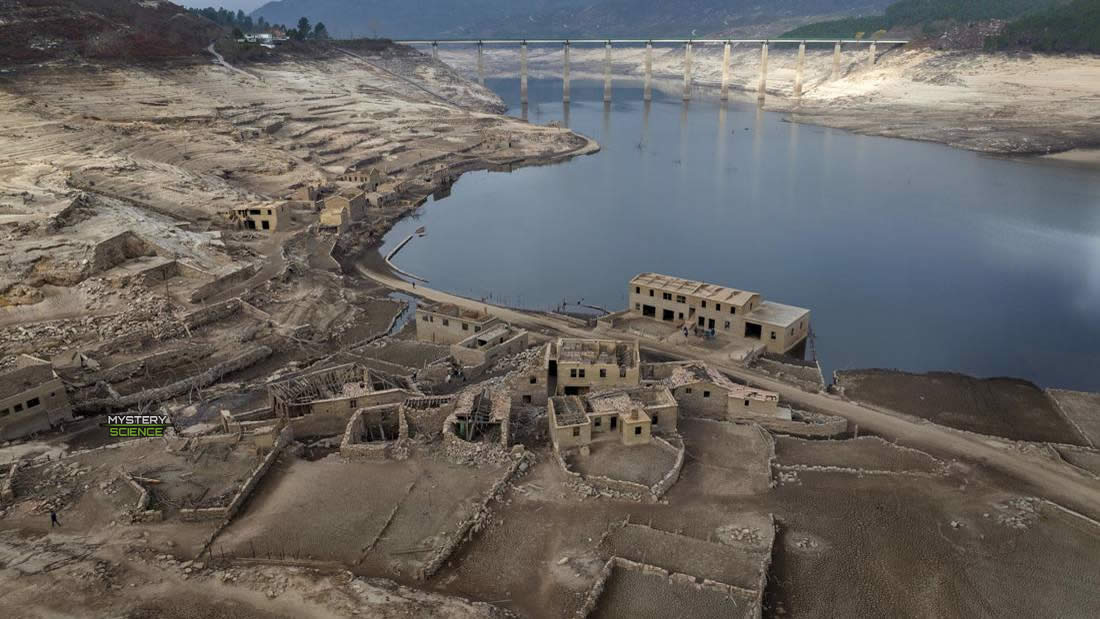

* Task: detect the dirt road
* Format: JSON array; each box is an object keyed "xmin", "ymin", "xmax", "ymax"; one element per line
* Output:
[{"xmin": 357, "ymin": 260, "xmax": 1100, "ymax": 520}]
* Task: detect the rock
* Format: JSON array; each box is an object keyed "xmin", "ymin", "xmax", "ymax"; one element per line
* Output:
[{"xmin": 557, "ymin": 557, "xmax": 569, "ymax": 566}]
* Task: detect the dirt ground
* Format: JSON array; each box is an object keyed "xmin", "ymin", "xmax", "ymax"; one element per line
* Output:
[
  {"xmin": 567, "ymin": 441, "xmax": 676, "ymax": 487},
  {"xmin": 775, "ymin": 435, "xmax": 945, "ymax": 473},
  {"xmin": 1050, "ymin": 389, "xmax": 1100, "ymax": 447},
  {"xmin": 676, "ymin": 418, "xmax": 773, "ymax": 496},
  {"xmin": 836, "ymin": 369, "xmax": 1088, "ymax": 445},
  {"xmin": 216, "ymin": 453, "xmax": 504, "ymax": 578},
  {"xmin": 591, "ymin": 563, "xmax": 755, "ymax": 619}
]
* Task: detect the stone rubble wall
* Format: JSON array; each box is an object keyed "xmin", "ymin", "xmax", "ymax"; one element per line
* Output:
[
  {"xmin": 190, "ymin": 264, "xmax": 258, "ymax": 303},
  {"xmin": 76, "ymin": 345, "xmax": 272, "ymax": 414},
  {"xmin": 123, "ymin": 472, "xmax": 164, "ymax": 523},
  {"xmin": 755, "ymin": 411, "xmax": 848, "ymax": 438},
  {"xmin": 649, "ymin": 436, "xmax": 685, "ymax": 499},
  {"xmin": 1, "ymin": 461, "xmax": 20, "ymax": 503},
  {"xmin": 553, "ymin": 449, "xmax": 650, "ymax": 501},
  {"xmin": 416, "ymin": 453, "xmax": 527, "ymax": 581}
]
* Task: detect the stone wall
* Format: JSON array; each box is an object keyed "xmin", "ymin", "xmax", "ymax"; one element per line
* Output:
[
  {"xmin": 416, "ymin": 453, "xmax": 527, "ymax": 580},
  {"xmin": 1, "ymin": 461, "xmax": 19, "ymax": 503},
  {"xmin": 554, "ymin": 449, "xmax": 651, "ymax": 501},
  {"xmin": 649, "ymin": 436, "xmax": 685, "ymax": 498},
  {"xmin": 100, "ymin": 344, "xmax": 216, "ymax": 384},
  {"xmin": 124, "ymin": 472, "xmax": 164, "ymax": 523},
  {"xmin": 91, "ymin": 231, "xmax": 156, "ymax": 274},
  {"xmin": 756, "ymin": 410, "xmax": 848, "ymax": 438},
  {"xmin": 77, "ymin": 345, "xmax": 272, "ymax": 414},
  {"xmin": 190, "ymin": 264, "xmax": 258, "ymax": 303},
  {"xmin": 750, "ymin": 352, "xmax": 825, "ymax": 393},
  {"xmin": 339, "ymin": 405, "xmax": 408, "ymax": 461}
]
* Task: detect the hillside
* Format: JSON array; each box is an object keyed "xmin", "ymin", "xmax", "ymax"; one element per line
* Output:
[
  {"xmin": 989, "ymin": 0, "xmax": 1100, "ymax": 52},
  {"xmin": 251, "ymin": 0, "xmax": 892, "ymax": 39},
  {"xmin": 0, "ymin": 0, "xmax": 223, "ymax": 64},
  {"xmin": 782, "ymin": 0, "xmax": 1066, "ymax": 40}
]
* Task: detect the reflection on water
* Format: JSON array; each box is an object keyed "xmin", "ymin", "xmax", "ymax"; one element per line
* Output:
[{"xmin": 381, "ymin": 78, "xmax": 1100, "ymax": 390}]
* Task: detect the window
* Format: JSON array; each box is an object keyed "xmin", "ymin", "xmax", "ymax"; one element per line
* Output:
[
  {"xmin": 578, "ymin": 369, "xmax": 586, "ymax": 378},
  {"xmin": 701, "ymin": 300, "xmax": 707, "ymax": 308},
  {"xmin": 599, "ymin": 369, "xmax": 607, "ymax": 378},
  {"xmin": 620, "ymin": 367, "xmax": 627, "ymax": 378},
  {"xmin": 724, "ymin": 321, "xmax": 731, "ymax": 329},
  {"xmin": 26, "ymin": 397, "xmax": 39, "ymax": 408},
  {"xmin": 570, "ymin": 369, "xmax": 577, "ymax": 378},
  {"xmin": 744, "ymin": 399, "xmax": 750, "ymax": 407},
  {"xmin": 594, "ymin": 417, "xmax": 602, "ymax": 427},
  {"xmin": 678, "ymin": 312, "xmax": 684, "ymax": 319},
  {"xmin": 0, "ymin": 408, "xmax": 7, "ymax": 417},
  {"xmin": 267, "ymin": 209, "xmax": 273, "ymax": 215},
  {"xmin": 529, "ymin": 376, "xmax": 538, "ymax": 384},
  {"xmin": 770, "ymin": 331, "xmax": 776, "ymax": 340},
  {"xmin": 676, "ymin": 295, "xmax": 686, "ymax": 303},
  {"xmin": 421, "ymin": 315, "xmax": 429, "ymax": 322},
  {"xmin": 662, "ymin": 292, "xmax": 672, "ymax": 300},
  {"xmin": 790, "ymin": 328, "xmax": 795, "ymax": 336},
  {"xmin": 703, "ymin": 391, "xmax": 711, "ymax": 398},
  {"xmin": 442, "ymin": 318, "xmax": 450, "ymax": 326},
  {"xmin": 652, "ymin": 414, "xmax": 658, "ymax": 425},
  {"xmin": 14, "ymin": 403, "xmax": 23, "ymax": 412},
  {"xmin": 522, "ymin": 395, "xmax": 532, "ymax": 403},
  {"xmin": 635, "ymin": 303, "xmax": 641, "ymax": 310},
  {"xmin": 730, "ymin": 307, "xmax": 736, "ymax": 315},
  {"xmin": 475, "ymin": 325, "xmax": 482, "ymax": 332},
  {"xmin": 685, "ymin": 387, "xmax": 692, "ymax": 394},
  {"xmin": 462, "ymin": 322, "xmax": 469, "ymax": 331},
  {"xmin": 349, "ymin": 399, "xmax": 357, "ymax": 408},
  {"xmin": 635, "ymin": 286, "xmax": 640, "ymax": 294},
  {"xmin": 649, "ymin": 289, "xmax": 654, "ymax": 297},
  {"xmin": 572, "ymin": 427, "xmax": 580, "ymax": 437},
  {"xmin": 716, "ymin": 303, "xmax": 721, "ymax": 311},
  {"xmin": 634, "ymin": 426, "xmax": 642, "ymax": 435}
]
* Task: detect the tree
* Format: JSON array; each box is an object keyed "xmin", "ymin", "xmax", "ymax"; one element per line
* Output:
[
  {"xmin": 297, "ymin": 17, "xmax": 311, "ymax": 40},
  {"xmin": 854, "ymin": 31, "xmax": 865, "ymax": 40},
  {"xmin": 872, "ymin": 29, "xmax": 887, "ymax": 40},
  {"xmin": 314, "ymin": 22, "xmax": 329, "ymax": 40},
  {"xmin": 232, "ymin": 27, "xmax": 244, "ymax": 40}
]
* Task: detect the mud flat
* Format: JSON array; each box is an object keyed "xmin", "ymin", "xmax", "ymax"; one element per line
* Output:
[{"xmin": 835, "ymin": 369, "xmax": 1089, "ymax": 445}]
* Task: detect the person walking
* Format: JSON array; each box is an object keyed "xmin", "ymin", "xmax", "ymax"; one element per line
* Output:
[{"xmin": 50, "ymin": 510, "xmax": 60, "ymax": 528}]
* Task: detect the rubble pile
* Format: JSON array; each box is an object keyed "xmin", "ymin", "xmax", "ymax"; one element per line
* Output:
[{"xmin": 992, "ymin": 497, "xmax": 1042, "ymax": 529}]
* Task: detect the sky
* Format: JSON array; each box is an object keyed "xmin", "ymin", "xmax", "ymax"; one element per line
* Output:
[{"xmin": 176, "ymin": 0, "xmax": 267, "ymax": 12}]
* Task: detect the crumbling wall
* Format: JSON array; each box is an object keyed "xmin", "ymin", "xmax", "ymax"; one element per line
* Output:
[
  {"xmin": 339, "ymin": 405, "xmax": 407, "ymax": 461},
  {"xmin": 187, "ymin": 425, "xmax": 293, "ymax": 529},
  {"xmin": 416, "ymin": 453, "xmax": 527, "ymax": 580},
  {"xmin": 756, "ymin": 410, "xmax": 848, "ymax": 438},
  {"xmin": 99, "ymin": 344, "xmax": 216, "ymax": 383},
  {"xmin": 649, "ymin": 437, "xmax": 685, "ymax": 498},
  {"xmin": 554, "ymin": 449, "xmax": 650, "ymax": 501},
  {"xmin": 1, "ymin": 461, "xmax": 20, "ymax": 503},
  {"xmin": 77, "ymin": 345, "xmax": 272, "ymax": 413},
  {"xmin": 750, "ymin": 352, "xmax": 825, "ymax": 393},
  {"xmin": 183, "ymin": 298, "xmax": 241, "ymax": 330},
  {"xmin": 90, "ymin": 231, "xmax": 156, "ymax": 274},
  {"xmin": 190, "ymin": 264, "xmax": 258, "ymax": 303},
  {"xmin": 123, "ymin": 472, "xmax": 164, "ymax": 523}
]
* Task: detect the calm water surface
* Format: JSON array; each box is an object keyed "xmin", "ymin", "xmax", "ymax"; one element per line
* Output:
[{"xmin": 380, "ymin": 78, "xmax": 1100, "ymax": 390}]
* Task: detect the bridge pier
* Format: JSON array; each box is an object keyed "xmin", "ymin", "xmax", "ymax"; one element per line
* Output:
[
  {"xmin": 431, "ymin": 41, "xmax": 438, "ymax": 61},
  {"xmin": 720, "ymin": 42, "xmax": 731, "ymax": 101},
  {"xmin": 562, "ymin": 41, "xmax": 570, "ymax": 103},
  {"xmin": 757, "ymin": 41, "xmax": 768, "ymax": 102},
  {"xmin": 832, "ymin": 41, "xmax": 841, "ymax": 80},
  {"xmin": 682, "ymin": 41, "xmax": 693, "ymax": 100},
  {"xmin": 868, "ymin": 41, "xmax": 877, "ymax": 69},
  {"xmin": 520, "ymin": 42, "xmax": 528, "ymax": 104},
  {"xmin": 476, "ymin": 41, "xmax": 485, "ymax": 85},
  {"xmin": 644, "ymin": 41, "xmax": 653, "ymax": 102},
  {"xmin": 604, "ymin": 42, "xmax": 612, "ymax": 102},
  {"xmin": 794, "ymin": 41, "xmax": 806, "ymax": 98}
]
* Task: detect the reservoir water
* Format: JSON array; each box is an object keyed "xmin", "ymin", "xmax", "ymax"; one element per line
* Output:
[{"xmin": 381, "ymin": 78, "xmax": 1100, "ymax": 391}]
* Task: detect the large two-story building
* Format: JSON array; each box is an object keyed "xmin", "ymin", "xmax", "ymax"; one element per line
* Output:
[
  {"xmin": 546, "ymin": 338, "xmax": 640, "ymax": 396},
  {"xmin": 628, "ymin": 273, "xmax": 811, "ymax": 355}
]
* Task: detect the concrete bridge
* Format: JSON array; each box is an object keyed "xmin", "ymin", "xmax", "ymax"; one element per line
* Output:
[{"xmin": 397, "ymin": 38, "xmax": 908, "ymax": 103}]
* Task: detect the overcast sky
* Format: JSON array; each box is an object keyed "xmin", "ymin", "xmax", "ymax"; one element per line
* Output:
[{"xmin": 176, "ymin": 0, "xmax": 268, "ymax": 12}]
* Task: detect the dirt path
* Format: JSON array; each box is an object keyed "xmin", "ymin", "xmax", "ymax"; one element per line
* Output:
[{"xmin": 356, "ymin": 260, "xmax": 1100, "ymax": 520}]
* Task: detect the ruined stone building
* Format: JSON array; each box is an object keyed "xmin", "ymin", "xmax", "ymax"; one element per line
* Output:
[
  {"xmin": 450, "ymin": 324, "xmax": 529, "ymax": 372},
  {"xmin": 447, "ymin": 387, "xmax": 512, "ymax": 447},
  {"xmin": 546, "ymin": 338, "xmax": 640, "ymax": 396},
  {"xmin": 267, "ymin": 363, "xmax": 413, "ymax": 436},
  {"xmin": 339, "ymin": 167, "xmax": 384, "ymax": 191},
  {"xmin": 230, "ymin": 203, "xmax": 285, "ymax": 231},
  {"xmin": 643, "ymin": 360, "xmax": 785, "ymax": 421},
  {"xmin": 628, "ymin": 273, "xmax": 811, "ymax": 355},
  {"xmin": 323, "ymin": 188, "xmax": 367, "ymax": 223},
  {"xmin": 415, "ymin": 302, "xmax": 498, "ymax": 345},
  {"xmin": 290, "ymin": 185, "xmax": 319, "ymax": 203},
  {"xmin": 0, "ymin": 355, "xmax": 74, "ymax": 441},
  {"xmin": 547, "ymin": 384, "xmax": 676, "ymax": 454}
]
